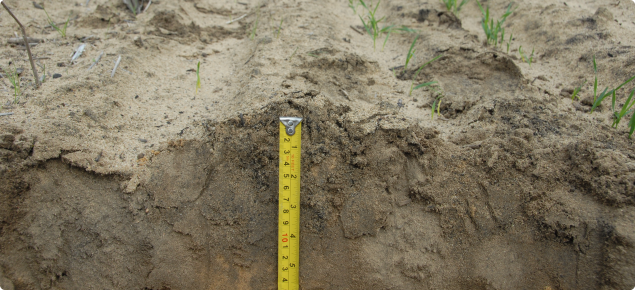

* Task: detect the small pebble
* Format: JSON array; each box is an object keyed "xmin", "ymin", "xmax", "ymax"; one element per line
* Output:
[
  {"xmin": 138, "ymin": 138, "xmax": 148, "ymax": 143},
  {"xmin": 52, "ymin": 73, "xmax": 62, "ymax": 79},
  {"xmin": 137, "ymin": 153, "xmax": 145, "ymax": 159}
]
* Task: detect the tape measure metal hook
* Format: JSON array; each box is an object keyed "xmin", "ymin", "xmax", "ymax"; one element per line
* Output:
[{"xmin": 280, "ymin": 117, "xmax": 302, "ymax": 136}]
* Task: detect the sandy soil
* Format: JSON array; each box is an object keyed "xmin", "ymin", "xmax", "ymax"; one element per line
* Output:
[{"xmin": 1, "ymin": 0, "xmax": 635, "ymax": 289}]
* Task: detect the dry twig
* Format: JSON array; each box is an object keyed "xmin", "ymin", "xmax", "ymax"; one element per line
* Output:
[
  {"xmin": 111, "ymin": 55, "xmax": 122, "ymax": 77},
  {"xmin": 2, "ymin": 2, "xmax": 40, "ymax": 88}
]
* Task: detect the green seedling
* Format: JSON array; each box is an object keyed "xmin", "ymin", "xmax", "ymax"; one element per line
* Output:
[
  {"xmin": 276, "ymin": 18, "xmax": 283, "ymax": 39},
  {"xmin": 289, "ymin": 47, "xmax": 298, "ymax": 60},
  {"xmin": 359, "ymin": 0, "xmax": 385, "ymax": 51},
  {"xmin": 380, "ymin": 25, "xmax": 395, "ymax": 51},
  {"xmin": 195, "ymin": 61, "xmax": 201, "ymax": 94},
  {"xmin": 123, "ymin": 0, "xmax": 143, "ymax": 15},
  {"xmin": 430, "ymin": 87, "xmax": 444, "ymax": 120},
  {"xmin": 381, "ymin": 25, "xmax": 416, "ymax": 51},
  {"xmin": 612, "ymin": 89, "xmax": 635, "ymax": 128},
  {"xmin": 629, "ymin": 108, "xmax": 635, "ymax": 139},
  {"xmin": 528, "ymin": 48, "xmax": 535, "ymax": 66},
  {"xmin": 593, "ymin": 55, "xmax": 598, "ymax": 102},
  {"xmin": 571, "ymin": 80, "xmax": 587, "ymax": 100},
  {"xmin": 250, "ymin": 9, "xmax": 260, "ymax": 40},
  {"xmin": 3, "ymin": 66, "xmax": 21, "ymax": 104},
  {"xmin": 506, "ymin": 32, "xmax": 513, "ymax": 53},
  {"xmin": 409, "ymin": 55, "xmax": 442, "ymax": 96},
  {"xmin": 348, "ymin": 0, "xmax": 359, "ymax": 14},
  {"xmin": 590, "ymin": 74, "xmax": 635, "ymax": 113},
  {"xmin": 414, "ymin": 81, "xmax": 437, "ymax": 94},
  {"xmin": 609, "ymin": 74, "xmax": 635, "ymax": 116},
  {"xmin": 307, "ymin": 53, "xmax": 319, "ymax": 57},
  {"xmin": 519, "ymin": 46, "xmax": 533, "ymax": 65},
  {"xmin": 44, "ymin": 8, "xmax": 70, "ymax": 38},
  {"xmin": 520, "ymin": 47, "xmax": 535, "ymax": 66},
  {"xmin": 590, "ymin": 87, "xmax": 613, "ymax": 113},
  {"xmin": 476, "ymin": 2, "xmax": 514, "ymax": 46},
  {"xmin": 404, "ymin": 35, "xmax": 418, "ymax": 72},
  {"xmin": 441, "ymin": 0, "xmax": 470, "ymax": 16}
]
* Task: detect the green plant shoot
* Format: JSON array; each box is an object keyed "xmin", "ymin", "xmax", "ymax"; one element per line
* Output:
[
  {"xmin": 359, "ymin": 0, "xmax": 385, "ymax": 51},
  {"xmin": 414, "ymin": 81, "xmax": 437, "ymax": 94},
  {"xmin": 381, "ymin": 25, "xmax": 416, "ymax": 51},
  {"xmin": 250, "ymin": 9, "xmax": 260, "ymax": 40},
  {"xmin": 506, "ymin": 32, "xmax": 513, "ymax": 54},
  {"xmin": 612, "ymin": 89, "xmax": 635, "ymax": 129},
  {"xmin": 571, "ymin": 80, "xmax": 587, "ymax": 101},
  {"xmin": 404, "ymin": 35, "xmax": 418, "ymax": 72},
  {"xmin": 289, "ymin": 47, "xmax": 298, "ymax": 60},
  {"xmin": 431, "ymin": 93, "xmax": 444, "ymax": 120},
  {"xmin": 629, "ymin": 108, "xmax": 635, "ymax": 139},
  {"xmin": 609, "ymin": 74, "xmax": 635, "ymax": 116},
  {"xmin": 195, "ymin": 61, "xmax": 201, "ymax": 94},
  {"xmin": 591, "ymin": 87, "xmax": 612, "ymax": 113},
  {"xmin": 44, "ymin": 9, "xmax": 70, "ymax": 38},
  {"xmin": 593, "ymin": 55, "xmax": 598, "ymax": 102},
  {"xmin": 441, "ymin": 0, "xmax": 470, "ymax": 17},
  {"xmin": 123, "ymin": 0, "xmax": 142, "ymax": 15},
  {"xmin": 3, "ymin": 66, "xmax": 21, "ymax": 104},
  {"xmin": 380, "ymin": 25, "xmax": 395, "ymax": 51},
  {"xmin": 410, "ymin": 55, "xmax": 442, "ymax": 96},
  {"xmin": 348, "ymin": 0, "xmax": 359, "ymax": 14},
  {"xmin": 590, "ymin": 74, "xmax": 635, "ymax": 113},
  {"xmin": 528, "ymin": 48, "xmax": 535, "ymax": 66},
  {"xmin": 476, "ymin": 2, "xmax": 514, "ymax": 46},
  {"xmin": 276, "ymin": 18, "xmax": 283, "ymax": 39}
]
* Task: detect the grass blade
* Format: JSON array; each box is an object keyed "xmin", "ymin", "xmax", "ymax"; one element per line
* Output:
[
  {"xmin": 591, "ymin": 87, "xmax": 611, "ymax": 113},
  {"xmin": 414, "ymin": 81, "xmax": 437, "ymax": 91},
  {"xmin": 593, "ymin": 54, "xmax": 597, "ymax": 73},
  {"xmin": 593, "ymin": 55, "xmax": 598, "ymax": 101},
  {"xmin": 382, "ymin": 30, "xmax": 392, "ymax": 51},
  {"xmin": 613, "ymin": 75, "xmax": 635, "ymax": 92},
  {"xmin": 613, "ymin": 89, "xmax": 635, "ymax": 128},
  {"xmin": 373, "ymin": 0, "xmax": 381, "ymax": 15},
  {"xmin": 409, "ymin": 55, "xmax": 442, "ymax": 95},
  {"xmin": 611, "ymin": 90, "xmax": 617, "ymax": 114},
  {"xmin": 571, "ymin": 80, "xmax": 587, "ymax": 100},
  {"xmin": 195, "ymin": 61, "xmax": 201, "ymax": 94},
  {"xmin": 395, "ymin": 26, "xmax": 417, "ymax": 33},
  {"xmin": 2, "ymin": 66, "xmax": 21, "ymax": 104},
  {"xmin": 431, "ymin": 95, "xmax": 443, "ymax": 120},
  {"xmin": 404, "ymin": 35, "xmax": 418, "ymax": 71},
  {"xmin": 359, "ymin": 0, "xmax": 369, "ymax": 11},
  {"xmin": 276, "ymin": 18, "xmax": 283, "ymax": 39}
]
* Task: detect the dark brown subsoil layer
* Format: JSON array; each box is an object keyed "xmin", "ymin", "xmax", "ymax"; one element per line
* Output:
[{"xmin": 2, "ymin": 97, "xmax": 635, "ymax": 289}]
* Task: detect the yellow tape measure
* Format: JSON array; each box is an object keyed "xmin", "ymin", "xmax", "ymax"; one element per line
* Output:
[{"xmin": 278, "ymin": 117, "xmax": 302, "ymax": 290}]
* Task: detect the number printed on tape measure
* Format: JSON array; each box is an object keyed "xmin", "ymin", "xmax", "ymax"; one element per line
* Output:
[{"xmin": 279, "ymin": 117, "xmax": 302, "ymax": 290}]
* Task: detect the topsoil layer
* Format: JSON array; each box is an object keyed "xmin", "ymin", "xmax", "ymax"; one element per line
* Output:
[{"xmin": 1, "ymin": 0, "xmax": 635, "ymax": 289}]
